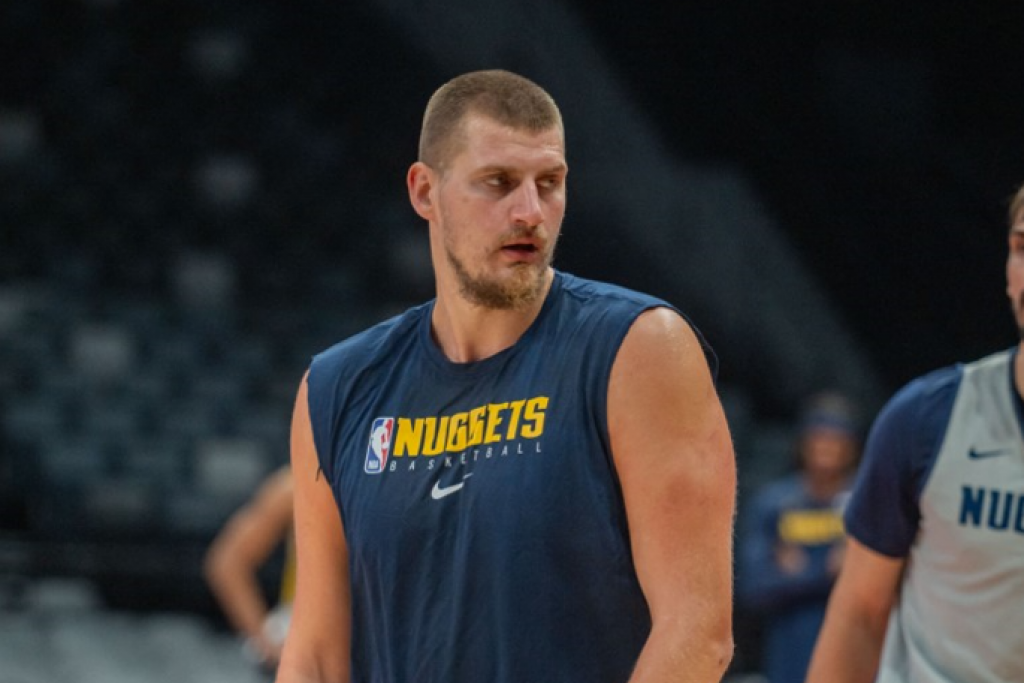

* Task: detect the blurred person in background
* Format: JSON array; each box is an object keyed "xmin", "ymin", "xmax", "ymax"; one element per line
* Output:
[
  {"xmin": 275, "ymin": 69, "xmax": 736, "ymax": 683},
  {"xmin": 806, "ymin": 184, "xmax": 1024, "ymax": 683},
  {"xmin": 737, "ymin": 391, "xmax": 860, "ymax": 683},
  {"xmin": 205, "ymin": 465, "xmax": 294, "ymax": 674}
]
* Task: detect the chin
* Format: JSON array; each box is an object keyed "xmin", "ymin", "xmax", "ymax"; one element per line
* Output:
[{"xmin": 477, "ymin": 271, "xmax": 546, "ymax": 310}]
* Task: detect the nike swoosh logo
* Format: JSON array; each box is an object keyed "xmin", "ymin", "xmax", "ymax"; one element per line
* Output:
[
  {"xmin": 431, "ymin": 473, "xmax": 473, "ymax": 500},
  {"xmin": 968, "ymin": 448, "xmax": 1009, "ymax": 460}
]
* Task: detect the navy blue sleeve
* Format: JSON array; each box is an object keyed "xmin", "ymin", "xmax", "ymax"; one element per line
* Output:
[{"xmin": 843, "ymin": 365, "xmax": 961, "ymax": 558}]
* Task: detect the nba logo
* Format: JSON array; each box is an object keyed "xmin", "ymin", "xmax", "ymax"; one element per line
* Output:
[{"xmin": 364, "ymin": 417, "xmax": 394, "ymax": 474}]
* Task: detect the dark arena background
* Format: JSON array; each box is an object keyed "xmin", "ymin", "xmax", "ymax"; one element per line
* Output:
[{"xmin": 1, "ymin": 1, "xmax": 1022, "ymax": 680}]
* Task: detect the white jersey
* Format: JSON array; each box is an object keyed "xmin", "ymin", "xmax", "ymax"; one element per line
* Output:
[{"xmin": 846, "ymin": 349, "xmax": 1024, "ymax": 683}]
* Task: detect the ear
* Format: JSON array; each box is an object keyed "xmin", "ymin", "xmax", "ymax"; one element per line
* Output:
[{"xmin": 407, "ymin": 162, "xmax": 437, "ymax": 221}]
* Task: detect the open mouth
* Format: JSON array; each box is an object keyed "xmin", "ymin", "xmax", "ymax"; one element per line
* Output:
[{"xmin": 502, "ymin": 243, "xmax": 538, "ymax": 254}]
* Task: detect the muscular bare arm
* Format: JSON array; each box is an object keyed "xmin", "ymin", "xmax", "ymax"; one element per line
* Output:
[
  {"xmin": 805, "ymin": 537, "xmax": 904, "ymax": 683},
  {"xmin": 275, "ymin": 374, "xmax": 351, "ymax": 683},
  {"xmin": 609, "ymin": 308, "xmax": 737, "ymax": 683}
]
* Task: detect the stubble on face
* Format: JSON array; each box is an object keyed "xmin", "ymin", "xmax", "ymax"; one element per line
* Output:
[
  {"xmin": 432, "ymin": 115, "xmax": 565, "ymax": 311},
  {"xmin": 444, "ymin": 225, "xmax": 554, "ymax": 310}
]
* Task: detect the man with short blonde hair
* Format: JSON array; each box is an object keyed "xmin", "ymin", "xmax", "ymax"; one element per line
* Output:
[{"xmin": 276, "ymin": 69, "xmax": 736, "ymax": 683}]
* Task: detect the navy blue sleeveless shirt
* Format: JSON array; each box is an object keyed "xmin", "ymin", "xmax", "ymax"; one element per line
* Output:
[{"xmin": 307, "ymin": 271, "xmax": 715, "ymax": 683}]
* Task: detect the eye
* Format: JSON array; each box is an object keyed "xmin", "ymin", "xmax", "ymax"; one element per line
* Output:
[
  {"xmin": 537, "ymin": 175, "xmax": 563, "ymax": 191},
  {"xmin": 484, "ymin": 174, "xmax": 510, "ymax": 188}
]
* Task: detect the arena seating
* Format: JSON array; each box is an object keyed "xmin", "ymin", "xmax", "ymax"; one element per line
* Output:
[{"xmin": 0, "ymin": 2, "xmax": 806, "ymax": 679}]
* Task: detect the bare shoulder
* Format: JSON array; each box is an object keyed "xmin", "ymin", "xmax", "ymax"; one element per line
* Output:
[
  {"xmin": 621, "ymin": 306, "xmax": 708, "ymax": 362},
  {"xmin": 608, "ymin": 305, "xmax": 730, "ymax": 480},
  {"xmin": 611, "ymin": 307, "xmax": 716, "ymax": 410}
]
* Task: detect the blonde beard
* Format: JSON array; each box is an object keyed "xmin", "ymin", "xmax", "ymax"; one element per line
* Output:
[{"xmin": 446, "ymin": 247, "xmax": 550, "ymax": 310}]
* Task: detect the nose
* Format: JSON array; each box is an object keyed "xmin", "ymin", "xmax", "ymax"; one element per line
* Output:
[{"xmin": 510, "ymin": 181, "xmax": 544, "ymax": 228}]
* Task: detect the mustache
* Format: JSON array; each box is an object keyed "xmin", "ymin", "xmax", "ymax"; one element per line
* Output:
[
  {"xmin": 499, "ymin": 225, "xmax": 561, "ymax": 249},
  {"xmin": 501, "ymin": 225, "xmax": 540, "ymax": 241}
]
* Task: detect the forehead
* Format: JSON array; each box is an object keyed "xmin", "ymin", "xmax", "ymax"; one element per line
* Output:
[
  {"xmin": 451, "ymin": 114, "xmax": 565, "ymax": 170},
  {"xmin": 803, "ymin": 427, "xmax": 855, "ymax": 443},
  {"xmin": 1010, "ymin": 214, "xmax": 1024, "ymax": 238}
]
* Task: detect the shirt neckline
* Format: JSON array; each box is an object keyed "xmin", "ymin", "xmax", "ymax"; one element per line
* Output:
[{"xmin": 417, "ymin": 271, "xmax": 564, "ymax": 378}]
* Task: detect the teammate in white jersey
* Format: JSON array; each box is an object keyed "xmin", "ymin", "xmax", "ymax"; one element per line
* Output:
[{"xmin": 806, "ymin": 183, "xmax": 1024, "ymax": 683}]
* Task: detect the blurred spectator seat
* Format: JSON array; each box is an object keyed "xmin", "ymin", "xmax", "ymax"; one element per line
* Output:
[
  {"xmin": 70, "ymin": 322, "xmax": 136, "ymax": 384},
  {"xmin": 117, "ymin": 438, "xmax": 188, "ymax": 484},
  {"xmin": 159, "ymin": 398, "xmax": 229, "ymax": 442},
  {"xmin": 185, "ymin": 29, "xmax": 250, "ymax": 82},
  {"xmin": 171, "ymin": 251, "xmax": 238, "ymax": 311},
  {"xmin": 192, "ymin": 155, "xmax": 259, "ymax": 212},
  {"xmin": 81, "ymin": 476, "xmax": 159, "ymax": 535},
  {"xmin": 193, "ymin": 436, "xmax": 269, "ymax": 500},
  {"xmin": 35, "ymin": 436, "xmax": 112, "ymax": 487},
  {"xmin": 3, "ymin": 395, "xmax": 69, "ymax": 445}
]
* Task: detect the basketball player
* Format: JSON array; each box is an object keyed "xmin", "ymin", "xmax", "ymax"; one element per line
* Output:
[
  {"xmin": 805, "ymin": 183, "xmax": 1024, "ymax": 682},
  {"xmin": 205, "ymin": 466, "xmax": 295, "ymax": 671},
  {"xmin": 274, "ymin": 70, "xmax": 736, "ymax": 683}
]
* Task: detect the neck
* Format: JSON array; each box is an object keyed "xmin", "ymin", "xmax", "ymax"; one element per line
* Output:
[{"xmin": 431, "ymin": 270, "xmax": 554, "ymax": 363}]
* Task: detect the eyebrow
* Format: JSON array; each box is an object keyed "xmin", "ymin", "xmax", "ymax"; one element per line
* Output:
[
  {"xmin": 540, "ymin": 163, "xmax": 569, "ymax": 175},
  {"xmin": 475, "ymin": 162, "xmax": 568, "ymax": 176}
]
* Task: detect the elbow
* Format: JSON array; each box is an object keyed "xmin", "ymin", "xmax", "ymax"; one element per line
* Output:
[
  {"xmin": 203, "ymin": 545, "xmax": 231, "ymax": 590},
  {"xmin": 703, "ymin": 601, "xmax": 736, "ymax": 674},
  {"xmin": 674, "ymin": 629, "xmax": 734, "ymax": 679},
  {"xmin": 701, "ymin": 608, "xmax": 736, "ymax": 676},
  {"xmin": 705, "ymin": 629, "xmax": 735, "ymax": 677},
  {"xmin": 649, "ymin": 615, "xmax": 735, "ymax": 679}
]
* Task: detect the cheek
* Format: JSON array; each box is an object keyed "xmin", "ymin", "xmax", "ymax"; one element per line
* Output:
[
  {"xmin": 1008, "ymin": 261, "xmax": 1024, "ymax": 297},
  {"xmin": 548, "ymin": 193, "xmax": 567, "ymax": 217},
  {"xmin": 543, "ymin": 200, "xmax": 567, "ymax": 233}
]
